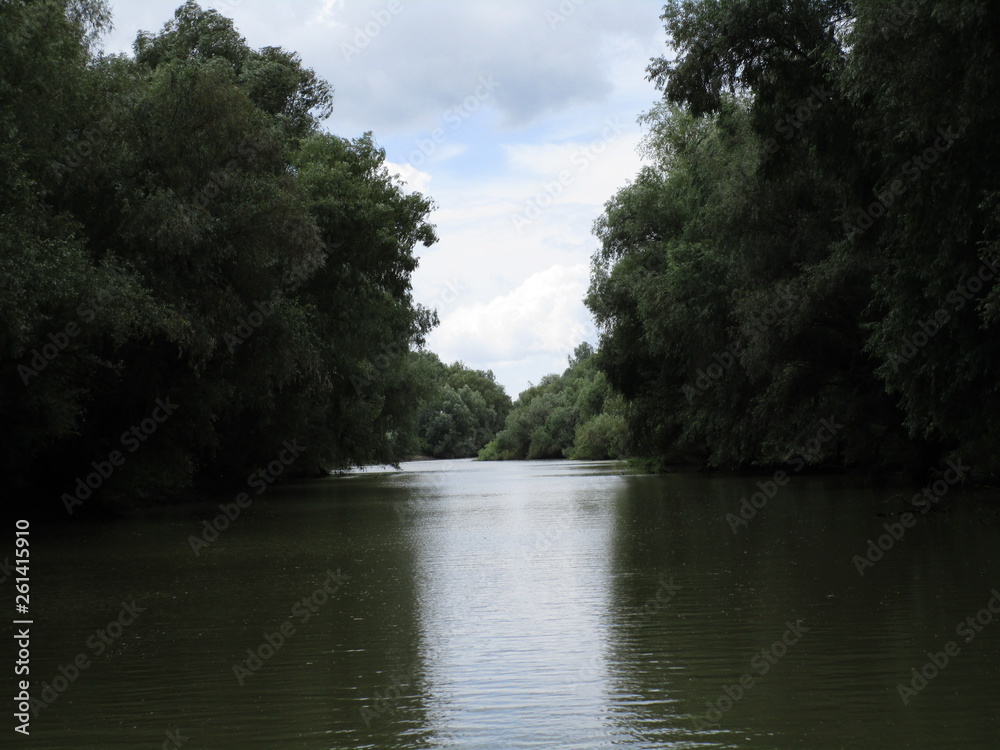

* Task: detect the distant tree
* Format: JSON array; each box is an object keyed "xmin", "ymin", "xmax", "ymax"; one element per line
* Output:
[
  {"xmin": 445, "ymin": 362, "xmax": 511, "ymax": 435},
  {"xmin": 412, "ymin": 354, "xmax": 512, "ymax": 458},
  {"xmin": 479, "ymin": 343, "xmax": 627, "ymax": 461}
]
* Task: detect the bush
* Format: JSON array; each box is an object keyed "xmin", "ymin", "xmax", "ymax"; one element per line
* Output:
[{"xmin": 570, "ymin": 413, "xmax": 628, "ymax": 460}]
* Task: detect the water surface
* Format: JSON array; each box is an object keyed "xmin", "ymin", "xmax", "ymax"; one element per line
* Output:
[{"xmin": 24, "ymin": 459, "xmax": 1000, "ymax": 748}]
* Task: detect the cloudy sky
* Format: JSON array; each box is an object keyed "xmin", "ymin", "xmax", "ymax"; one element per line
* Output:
[{"xmin": 100, "ymin": 0, "xmax": 667, "ymax": 399}]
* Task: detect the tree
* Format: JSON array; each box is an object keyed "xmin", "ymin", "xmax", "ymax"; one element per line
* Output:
[
  {"xmin": 479, "ymin": 343, "xmax": 626, "ymax": 461},
  {"xmin": 411, "ymin": 353, "xmax": 511, "ymax": 458},
  {"xmin": 0, "ymin": 1, "xmax": 442, "ymax": 511},
  {"xmin": 587, "ymin": 0, "xmax": 1000, "ymax": 479},
  {"xmin": 0, "ymin": 0, "xmax": 164, "ymax": 495}
]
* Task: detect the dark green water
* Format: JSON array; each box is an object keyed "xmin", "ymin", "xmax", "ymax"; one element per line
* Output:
[{"xmin": 20, "ymin": 459, "xmax": 1000, "ymax": 748}]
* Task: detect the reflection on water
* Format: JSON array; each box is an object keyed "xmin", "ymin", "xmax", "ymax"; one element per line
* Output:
[
  {"xmin": 23, "ymin": 459, "xmax": 1000, "ymax": 748},
  {"xmin": 405, "ymin": 460, "xmax": 620, "ymax": 748}
]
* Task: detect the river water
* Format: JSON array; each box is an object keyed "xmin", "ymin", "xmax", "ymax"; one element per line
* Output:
[{"xmin": 23, "ymin": 459, "xmax": 1000, "ymax": 748}]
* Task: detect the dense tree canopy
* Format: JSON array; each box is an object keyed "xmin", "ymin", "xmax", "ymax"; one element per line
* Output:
[
  {"xmin": 588, "ymin": 0, "xmax": 1000, "ymax": 480},
  {"xmin": 1, "ymin": 1, "xmax": 437, "ymax": 512},
  {"xmin": 9, "ymin": 0, "xmax": 996, "ymax": 513},
  {"xmin": 411, "ymin": 353, "xmax": 511, "ymax": 459},
  {"xmin": 479, "ymin": 343, "xmax": 627, "ymax": 461}
]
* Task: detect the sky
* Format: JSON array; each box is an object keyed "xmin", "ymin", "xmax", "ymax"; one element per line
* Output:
[{"xmin": 99, "ymin": 0, "xmax": 667, "ymax": 399}]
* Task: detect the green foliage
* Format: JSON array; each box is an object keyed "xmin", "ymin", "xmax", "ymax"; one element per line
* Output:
[
  {"xmin": 479, "ymin": 343, "xmax": 627, "ymax": 461},
  {"xmin": 0, "ymin": 1, "xmax": 438, "ymax": 509},
  {"xmin": 412, "ymin": 353, "xmax": 512, "ymax": 458},
  {"xmin": 589, "ymin": 0, "xmax": 1000, "ymax": 480},
  {"xmin": 571, "ymin": 411, "xmax": 628, "ymax": 461}
]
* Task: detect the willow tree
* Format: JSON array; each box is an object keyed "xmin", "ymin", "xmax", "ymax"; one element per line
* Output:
[
  {"xmin": 589, "ymin": 0, "xmax": 1000, "ymax": 478},
  {"xmin": 0, "ymin": 1, "xmax": 440, "ymax": 511}
]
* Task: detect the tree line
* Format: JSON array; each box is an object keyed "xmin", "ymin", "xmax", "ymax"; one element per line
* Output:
[
  {"xmin": 1, "ymin": 0, "xmax": 453, "ymax": 513},
  {"xmin": 0, "ymin": 0, "xmax": 629, "ymax": 517},
  {"xmin": 10, "ymin": 0, "xmax": 994, "ymax": 512},
  {"xmin": 479, "ymin": 343, "xmax": 626, "ymax": 461},
  {"xmin": 584, "ymin": 0, "xmax": 1000, "ymax": 481}
]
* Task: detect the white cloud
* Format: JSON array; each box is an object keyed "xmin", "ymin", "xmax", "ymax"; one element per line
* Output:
[
  {"xmin": 311, "ymin": 0, "xmax": 345, "ymax": 29},
  {"xmin": 100, "ymin": 0, "xmax": 663, "ymax": 398},
  {"xmin": 428, "ymin": 263, "xmax": 592, "ymax": 367},
  {"xmin": 385, "ymin": 160, "xmax": 432, "ymax": 194}
]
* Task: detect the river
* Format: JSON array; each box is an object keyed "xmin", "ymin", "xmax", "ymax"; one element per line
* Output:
[{"xmin": 23, "ymin": 458, "xmax": 1000, "ymax": 748}]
